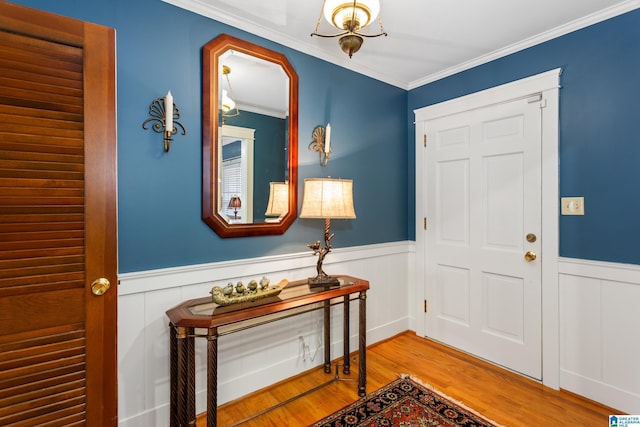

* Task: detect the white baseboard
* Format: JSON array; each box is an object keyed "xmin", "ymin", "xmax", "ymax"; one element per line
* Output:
[{"xmin": 561, "ymin": 369, "xmax": 640, "ymax": 414}]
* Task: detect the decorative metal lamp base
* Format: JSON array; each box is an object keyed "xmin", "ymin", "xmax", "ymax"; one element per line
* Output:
[
  {"xmin": 308, "ymin": 274, "xmax": 340, "ymax": 288},
  {"xmin": 306, "ymin": 218, "xmax": 342, "ymax": 288}
]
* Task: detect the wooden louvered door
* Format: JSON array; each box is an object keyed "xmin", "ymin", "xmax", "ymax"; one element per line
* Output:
[{"xmin": 0, "ymin": 3, "xmax": 117, "ymax": 426}]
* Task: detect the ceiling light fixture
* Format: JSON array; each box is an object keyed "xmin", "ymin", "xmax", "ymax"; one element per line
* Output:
[
  {"xmin": 220, "ymin": 65, "xmax": 239, "ymax": 119},
  {"xmin": 311, "ymin": 0, "xmax": 387, "ymax": 58}
]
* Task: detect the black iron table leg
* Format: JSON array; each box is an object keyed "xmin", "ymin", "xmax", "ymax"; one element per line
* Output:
[
  {"xmin": 186, "ymin": 328, "xmax": 196, "ymax": 425},
  {"xmin": 343, "ymin": 295, "xmax": 350, "ymax": 374},
  {"xmin": 358, "ymin": 290, "xmax": 367, "ymax": 396},
  {"xmin": 323, "ymin": 300, "xmax": 331, "ymax": 373},
  {"xmin": 207, "ymin": 328, "xmax": 219, "ymax": 427}
]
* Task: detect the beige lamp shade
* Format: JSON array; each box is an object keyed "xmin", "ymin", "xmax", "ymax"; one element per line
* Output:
[
  {"xmin": 265, "ymin": 182, "xmax": 289, "ymax": 216},
  {"xmin": 300, "ymin": 178, "xmax": 356, "ymax": 219}
]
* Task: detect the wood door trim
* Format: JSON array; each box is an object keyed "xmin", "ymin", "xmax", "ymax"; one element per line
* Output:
[{"xmin": 83, "ymin": 21, "xmax": 118, "ymax": 427}]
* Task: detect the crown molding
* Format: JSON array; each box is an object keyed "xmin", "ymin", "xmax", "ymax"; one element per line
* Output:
[{"xmin": 407, "ymin": 0, "xmax": 640, "ymax": 89}]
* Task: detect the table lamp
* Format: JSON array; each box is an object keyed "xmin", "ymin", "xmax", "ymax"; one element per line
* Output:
[
  {"xmin": 300, "ymin": 177, "xmax": 356, "ymax": 287},
  {"xmin": 228, "ymin": 195, "xmax": 241, "ymax": 220},
  {"xmin": 264, "ymin": 182, "xmax": 289, "ymax": 222}
]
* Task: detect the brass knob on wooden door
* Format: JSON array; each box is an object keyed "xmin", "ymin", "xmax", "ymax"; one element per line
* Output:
[
  {"xmin": 524, "ymin": 251, "xmax": 537, "ymax": 262},
  {"xmin": 91, "ymin": 278, "xmax": 111, "ymax": 295}
]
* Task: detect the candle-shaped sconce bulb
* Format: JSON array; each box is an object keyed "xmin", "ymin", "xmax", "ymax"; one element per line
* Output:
[
  {"xmin": 324, "ymin": 123, "xmax": 331, "ymax": 154},
  {"xmin": 165, "ymin": 91, "xmax": 174, "ymax": 134}
]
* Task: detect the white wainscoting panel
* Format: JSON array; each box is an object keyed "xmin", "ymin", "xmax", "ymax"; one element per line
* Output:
[
  {"xmin": 117, "ymin": 242, "xmax": 413, "ymax": 427},
  {"xmin": 559, "ymin": 258, "xmax": 640, "ymax": 414}
]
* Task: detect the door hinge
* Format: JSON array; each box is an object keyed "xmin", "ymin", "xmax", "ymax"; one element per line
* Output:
[
  {"xmin": 423, "ymin": 134, "xmax": 427, "ymax": 147},
  {"xmin": 423, "ymin": 217, "xmax": 427, "ymax": 230},
  {"xmin": 424, "ymin": 299, "xmax": 428, "ymax": 313}
]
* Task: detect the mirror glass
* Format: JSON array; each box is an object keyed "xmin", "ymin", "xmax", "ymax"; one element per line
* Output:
[{"xmin": 203, "ymin": 34, "xmax": 298, "ymax": 238}]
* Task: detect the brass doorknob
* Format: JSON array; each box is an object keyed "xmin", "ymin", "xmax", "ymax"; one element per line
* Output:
[
  {"xmin": 524, "ymin": 251, "xmax": 537, "ymax": 262},
  {"xmin": 91, "ymin": 278, "xmax": 111, "ymax": 296}
]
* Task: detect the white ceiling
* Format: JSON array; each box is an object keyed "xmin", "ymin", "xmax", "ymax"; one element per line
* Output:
[
  {"xmin": 165, "ymin": 0, "xmax": 639, "ymax": 89},
  {"xmin": 219, "ymin": 50, "xmax": 290, "ymax": 118}
]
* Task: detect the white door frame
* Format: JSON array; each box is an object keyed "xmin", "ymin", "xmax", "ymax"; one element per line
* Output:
[{"xmin": 414, "ymin": 68, "xmax": 561, "ymax": 388}]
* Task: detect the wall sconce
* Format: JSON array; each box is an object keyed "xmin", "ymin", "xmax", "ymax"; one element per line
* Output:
[
  {"xmin": 142, "ymin": 91, "xmax": 186, "ymax": 152},
  {"xmin": 228, "ymin": 195, "xmax": 242, "ymax": 220},
  {"xmin": 311, "ymin": 0, "xmax": 387, "ymax": 58},
  {"xmin": 300, "ymin": 177, "xmax": 356, "ymax": 287},
  {"xmin": 309, "ymin": 124, "xmax": 331, "ymax": 167}
]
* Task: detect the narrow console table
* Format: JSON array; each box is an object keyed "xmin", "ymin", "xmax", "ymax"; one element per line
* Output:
[{"xmin": 166, "ymin": 275, "xmax": 369, "ymax": 427}]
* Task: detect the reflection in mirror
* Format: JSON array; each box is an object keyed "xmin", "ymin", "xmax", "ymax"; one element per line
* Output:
[
  {"xmin": 220, "ymin": 125, "xmax": 254, "ymax": 223},
  {"xmin": 216, "ymin": 57, "xmax": 288, "ymax": 224},
  {"xmin": 203, "ymin": 34, "xmax": 298, "ymax": 238},
  {"xmin": 264, "ymin": 182, "xmax": 289, "ymax": 222}
]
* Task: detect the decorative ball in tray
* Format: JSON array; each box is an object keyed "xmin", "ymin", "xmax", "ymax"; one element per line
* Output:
[{"xmin": 210, "ymin": 276, "xmax": 288, "ymax": 306}]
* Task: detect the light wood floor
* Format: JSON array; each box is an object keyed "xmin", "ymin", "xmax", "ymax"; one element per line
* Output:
[{"xmin": 203, "ymin": 331, "xmax": 619, "ymax": 426}]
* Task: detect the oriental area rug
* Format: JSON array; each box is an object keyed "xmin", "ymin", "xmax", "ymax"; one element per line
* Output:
[{"xmin": 309, "ymin": 375, "xmax": 503, "ymax": 427}]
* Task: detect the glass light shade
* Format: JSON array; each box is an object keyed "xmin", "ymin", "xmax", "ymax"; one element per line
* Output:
[
  {"xmin": 265, "ymin": 182, "xmax": 289, "ymax": 216},
  {"xmin": 323, "ymin": 0, "xmax": 380, "ymax": 31},
  {"xmin": 221, "ymin": 89, "xmax": 235, "ymax": 113},
  {"xmin": 300, "ymin": 178, "xmax": 356, "ymax": 219}
]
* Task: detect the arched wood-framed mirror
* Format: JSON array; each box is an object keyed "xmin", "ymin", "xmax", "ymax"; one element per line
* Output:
[{"xmin": 203, "ymin": 34, "xmax": 298, "ymax": 238}]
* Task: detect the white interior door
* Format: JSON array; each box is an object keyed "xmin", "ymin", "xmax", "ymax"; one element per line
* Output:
[{"xmin": 424, "ymin": 95, "xmax": 543, "ymax": 379}]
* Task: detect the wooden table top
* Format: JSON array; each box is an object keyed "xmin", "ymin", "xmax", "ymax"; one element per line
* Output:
[{"xmin": 166, "ymin": 275, "xmax": 369, "ymax": 329}]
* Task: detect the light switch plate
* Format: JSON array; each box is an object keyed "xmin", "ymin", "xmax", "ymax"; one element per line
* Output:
[{"xmin": 561, "ymin": 197, "xmax": 584, "ymax": 215}]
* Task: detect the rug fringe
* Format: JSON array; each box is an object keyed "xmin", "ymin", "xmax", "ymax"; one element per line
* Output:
[{"xmin": 397, "ymin": 373, "xmax": 506, "ymax": 427}]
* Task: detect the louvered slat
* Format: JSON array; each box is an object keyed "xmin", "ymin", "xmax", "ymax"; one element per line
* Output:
[
  {"xmin": 0, "ymin": 104, "xmax": 82, "ymax": 126},
  {"xmin": 0, "ymin": 248, "xmax": 83, "ymax": 263},
  {"xmin": 0, "ymin": 176, "xmax": 83, "ymax": 187},
  {"xmin": 0, "ymin": 277, "xmax": 84, "ymax": 294},
  {"xmin": 0, "ymin": 230, "xmax": 83, "ymax": 241},
  {"xmin": 0, "ymin": 214, "xmax": 84, "ymax": 224}
]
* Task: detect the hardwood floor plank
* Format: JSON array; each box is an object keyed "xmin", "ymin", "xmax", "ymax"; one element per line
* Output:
[{"xmin": 203, "ymin": 331, "xmax": 620, "ymax": 426}]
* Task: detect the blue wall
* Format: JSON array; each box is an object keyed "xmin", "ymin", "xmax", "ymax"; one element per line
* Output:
[
  {"xmin": 408, "ymin": 9, "xmax": 640, "ymax": 265},
  {"xmin": 13, "ymin": 1, "xmax": 638, "ymax": 269},
  {"xmin": 11, "ymin": 0, "xmax": 408, "ymax": 273}
]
